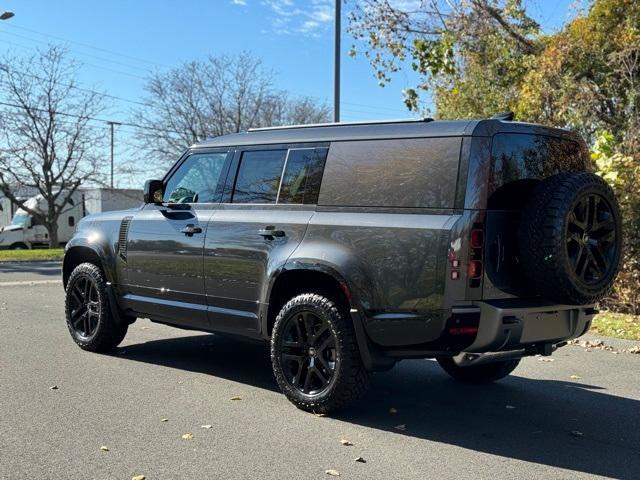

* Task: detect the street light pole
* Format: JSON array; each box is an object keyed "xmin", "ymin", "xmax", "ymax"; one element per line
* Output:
[
  {"xmin": 107, "ymin": 121, "xmax": 121, "ymax": 188},
  {"xmin": 333, "ymin": 0, "xmax": 341, "ymax": 123}
]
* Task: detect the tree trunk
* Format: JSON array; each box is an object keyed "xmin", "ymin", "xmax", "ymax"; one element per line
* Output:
[{"xmin": 46, "ymin": 222, "xmax": 59, "ymax": 249}]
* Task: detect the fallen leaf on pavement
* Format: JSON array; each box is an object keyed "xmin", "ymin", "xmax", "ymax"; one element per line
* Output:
[
  {"xmin": 570, "ymin": 430, "xmax": 583, "ymax": 437},
  {"xmin": 160, "ymin": 418, "xmax": 168, "ymax": 422},
  {"xmin": 505, "ymin": 405, "xmax": 516, "ymax": 409},
  {"xmin": 132, "ymin": 476, "xmax": 145, "ymax": 480},
  {"xmin": 570, "ymin": 339, "xmax": 617, "ymax": 352},
  {"xmin": 340, "ymin": 439, "xmax": 354, "ymax": 446},
  {"xmin": 394, "ymin": 424, "xmax": 407, "ymax": 431},
  {"xmin": 201, "ymin": 425, "xmax": 213, "ymax": 429},
  {"xmin": 389, "ymin": 407, "xmax": 398, "ymax": 414},
  {"xmin": 325, "ymin": 469, "xmax": 340, "ymax": 476},
  {"xmin": 570, "ymin": 374, "xmax": 582, "ymax": 380},
  {"xmin": 355, "ymin": 457, "xmax": 367, "ymax": 463},
  {"xmin": 181, "ymin": 433, "xmax": 194, "ymax": 440},
  {"xmin": 629, "ymin": 345, "xmax": 640, "ymax": 354},
  {"xmin": 49, "ymin": 385, "xmax": 58, "ymax": 390},
  {"xmin": 230, "ymin": 395, "xmax": 242, "ymax": 401},
  {"xmin": 539, "ymin": 358, "xmax": 554, "ymax": 362},
  {"xmin": 100, "ymin": 446, "xmax": 109, "ymax": 452}
]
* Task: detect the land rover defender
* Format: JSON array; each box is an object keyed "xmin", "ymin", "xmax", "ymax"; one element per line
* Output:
[{"xmin": 62, "ymin": 118, "xmax": 622, "ymax": 412}]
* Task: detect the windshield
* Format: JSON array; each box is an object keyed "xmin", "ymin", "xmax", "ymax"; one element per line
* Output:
[{"xmin": 10, "ymin": 212, "xmax": 30, "ymax": 227}]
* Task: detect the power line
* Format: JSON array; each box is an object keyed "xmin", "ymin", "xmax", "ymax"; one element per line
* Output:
[
  {"xmin": 0, "ymin": 70, "xmax": 151, "ymax": 108},
  {"xmin": 0, "ymin": 29, "xmax": 154, "ymax": 74},
  {"xmin": 0, "ymin": 100, "xmax": 181, "ymax": 135},
  {"xmin": 0, "ymin": 37, "xmax": 149, "ymax": 81},
  {"xmin": 1, "ymin": 27, "xmax": 411, "ymax": 117},
  {"xmin": 2, "ymin": 22, "xmax": 172, "ymax": 70}
]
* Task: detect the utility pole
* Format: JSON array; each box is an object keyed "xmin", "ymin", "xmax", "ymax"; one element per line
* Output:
[
  {"xmin": 107, "ymin": 121, "xmax": 121, "ymax": 188},
  {"xmin": 334, "ymin": 0, "xmax": 341, "ymax": 123}
]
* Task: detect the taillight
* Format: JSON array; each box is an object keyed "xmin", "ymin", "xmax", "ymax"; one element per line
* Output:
[
  {"xmin": 468, "ymin": 260, "xmax": 482, "ymax": 279},
  {"xmin": 469, "ymin": 223, "xmax": 484, "ymax": 287},
  {"xmin": 470, "ymin": 229, "xmax": 483, "ymax": 248}
]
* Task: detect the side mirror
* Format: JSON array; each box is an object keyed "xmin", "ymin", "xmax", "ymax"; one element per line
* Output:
[{"xmin": 144, "ymin": 179, "xmax": 164, "ymax": 204}]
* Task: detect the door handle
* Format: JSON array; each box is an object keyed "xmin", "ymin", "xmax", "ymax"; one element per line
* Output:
[
  {"xmin": 181, "ymin": 224, "xmax": 202, "ymax": 236},
  {"xmin": 258, "ymin": 226, "xmax": 285, "ymax": 239}
]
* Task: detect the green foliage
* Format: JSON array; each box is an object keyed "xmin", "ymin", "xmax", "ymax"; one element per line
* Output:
[
  {"xmin": 593, "ymin": 131, "xmax": 640, "ymax": 314},
  {"xmin": 592, "ymin": 312, "xmax": 640, "ymax": 340}
]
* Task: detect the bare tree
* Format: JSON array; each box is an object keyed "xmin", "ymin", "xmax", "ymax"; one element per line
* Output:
[
  {"xmin": 133, "ymin": 52, "xmax": 331, "ymax": 168},
  {"xmin": 0, "ymin": 46, "xmax": 106, "ymax": 247}
]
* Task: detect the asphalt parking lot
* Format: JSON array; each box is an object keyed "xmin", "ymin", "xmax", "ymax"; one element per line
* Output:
[{"xmin": 1, "ymin": 262, "xmax": 639, "ymax": 479}]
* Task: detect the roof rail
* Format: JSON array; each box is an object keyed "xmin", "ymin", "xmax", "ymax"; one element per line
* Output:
[{"xmin": 247, "ymin": 117, "xmax": 434, "ymax": 132}]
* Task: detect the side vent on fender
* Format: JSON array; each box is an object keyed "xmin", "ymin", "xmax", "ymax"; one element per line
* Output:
[{"xmin": 118, "ymin": 216, "xmax": 133, "ymax": 261}]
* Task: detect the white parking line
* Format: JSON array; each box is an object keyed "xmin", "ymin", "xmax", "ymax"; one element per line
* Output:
[{"xmin": 0, "ymin": 279, "xmax": 62, "ymax": 287}]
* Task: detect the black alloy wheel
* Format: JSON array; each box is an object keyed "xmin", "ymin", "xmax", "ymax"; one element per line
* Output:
[
  {"xmin": 65, "ymin": 262, "xmax": 129, "ymax": 352},
  {"xmin": 67, "ymin": 274, "xmax": 101, "ymax": 340},
  {"xmin": 566, "ymin": 194, "xmax": 617, "ymax": 285},
  {"xmin": 270, "ymin": 293, "xmax": 370, "ymax": 413},
  {"xmin": 278, "ymin": 310, "xmax": 338, "ymax": 395}
]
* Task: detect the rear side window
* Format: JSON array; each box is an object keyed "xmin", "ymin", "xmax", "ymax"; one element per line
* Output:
[
  {"xmin": 278, "ymin": 148, "xmax": 328, "ymax": 204},
  {"xmin": 318, "ymin": 138, "xmax": 461, "ymax": 208},
  {"xmin": 232, "ymin": 150, "xmax": 287, "ymax": 204},
  {"xmin": 488, "ymin": 133, "xmax": 588, "ymax": 209},
  {"xmin": 490, "ymin": 133, "xmax": 587, "ymax": 190}
]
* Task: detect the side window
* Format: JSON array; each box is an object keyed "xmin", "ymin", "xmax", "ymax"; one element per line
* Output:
[
  {"xmin": 232, "ymin": 150, "xmax": 287, "ymax": 204},
  {"xmin": 318, "ymin": 138, "xmax": 461, "ymax": 208},
  {"xmin": 278, "ymin": 148, "xmax": 328, "ymax": 204},
  {"xmin": 164, "ymin": 152, "xmax": 228, "ymax": 203}
]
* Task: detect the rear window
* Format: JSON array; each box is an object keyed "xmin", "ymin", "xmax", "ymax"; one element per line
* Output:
[
  {"xmin": 490, "ymin": 133, "xmax": 587, "ymax": 193},
  {"xmin": 318, "ymin": 137, "xmax": 461, "ymax": 208}
]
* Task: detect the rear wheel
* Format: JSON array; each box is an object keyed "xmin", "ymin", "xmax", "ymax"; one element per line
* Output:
[
  {"xmin": 437, "ymin": 357, "xmax": 520, "ymax": 383},
  {"xmin": 271, "ymin": 293, "xmax": 370, "ymax": 413},
  {"xmin": 65, "ymin": 262, "xmax": 128, "ymax": 352},
  {"xmin": 9, "ymin": 243, "xmax": 28, "ymax": 250}
]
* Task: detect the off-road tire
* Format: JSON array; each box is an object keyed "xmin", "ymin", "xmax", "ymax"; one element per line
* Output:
[
  {"xmin": 518, "ymin": 172, "xmax": 622, "ymax": 305},
  {"xmin": 65, "ymin": 262, "xmax": 128, "ymax": 352},
  {"xmin": 437, "ymin": 357, "xmax": 520, "ymax": 383},
  {"xmin": 271, "ymin": 293, "xmax": 370, "ymax": 413}
]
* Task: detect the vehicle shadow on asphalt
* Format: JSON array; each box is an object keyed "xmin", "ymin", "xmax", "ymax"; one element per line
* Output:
[{"xmin": 117, "ymin": 334, "xmax": 640, "ymax": 479}]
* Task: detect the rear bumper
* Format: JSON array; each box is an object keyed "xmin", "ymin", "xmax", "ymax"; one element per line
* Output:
[{"xmin": 460, "ymin": 299, "xmax": 595, "ymax": 353}]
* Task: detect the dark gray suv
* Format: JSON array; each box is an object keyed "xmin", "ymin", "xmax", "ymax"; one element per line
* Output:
[{"xmin": 63, "ymin": 118, "xmax": 622, "ymax": 412}]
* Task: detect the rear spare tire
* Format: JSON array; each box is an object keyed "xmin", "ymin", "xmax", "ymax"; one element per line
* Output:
[{"xmin": 518, "ymin": 172, "xmax": 621, "ymax": 305}]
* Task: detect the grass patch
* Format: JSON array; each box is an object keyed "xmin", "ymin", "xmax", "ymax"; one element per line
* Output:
[
  {"xmin": 592, "ymin": 311, "xmax": 640, "ymax": 341},
  {"xmin": 0, "ymin": 248, "xmax": 64, "ymax": 262}
]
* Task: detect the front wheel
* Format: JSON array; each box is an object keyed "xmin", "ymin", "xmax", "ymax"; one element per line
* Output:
[
  {"xmin": 65, "ymin": 262, "xmax": 128, "ymax": 352},
  {"xmin": 270, "ymin": 293, "xmax": 370, "ymax": 413},
  {"xmin": 437, "ymin": 357, "xmax": 520, "ymax": 383}
]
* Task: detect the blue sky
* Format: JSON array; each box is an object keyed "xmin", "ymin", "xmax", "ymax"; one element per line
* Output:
[{"xmin": 0, "ymin": 0, "xmax": 585, "ymax": 184}]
